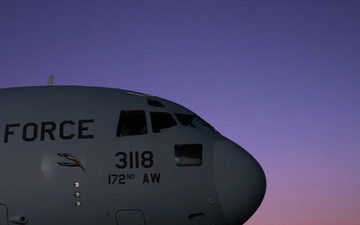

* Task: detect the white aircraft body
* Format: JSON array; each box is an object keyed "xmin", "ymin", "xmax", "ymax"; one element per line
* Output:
[{"xmin": 0, "ymin": 86, "xmax": 266, "ymax": 225}]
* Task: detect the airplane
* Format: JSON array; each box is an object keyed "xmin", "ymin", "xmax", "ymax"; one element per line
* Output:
[{"xmin": 0, "ymin": 86, "xmax": 266, "ymax": 225}]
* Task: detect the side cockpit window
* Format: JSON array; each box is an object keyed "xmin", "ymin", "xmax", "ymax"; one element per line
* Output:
[
  {"xmin": 116, "ymin": 110, "xmax": 147, "ymax": 137},
  {"xmin": 150, "ymin": 112, "xmax": 177, "ymax": 133},
  {"xmin": 175, "ymin": 113, "xmax": 216, "ymax": 132},
  {"xmin": 175, "ymin": 144, "xmax": 203, "ymax": 166}
]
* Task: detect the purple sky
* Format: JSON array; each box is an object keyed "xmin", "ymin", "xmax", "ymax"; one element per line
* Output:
[{"xmin": 1, "ymin": 1, "xmax": 360, "ymax": 224}]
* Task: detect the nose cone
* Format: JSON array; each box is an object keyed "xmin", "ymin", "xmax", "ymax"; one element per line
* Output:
[{"xmin": 214, "ymin": 140, "xmax": 266, "ymax": 225}]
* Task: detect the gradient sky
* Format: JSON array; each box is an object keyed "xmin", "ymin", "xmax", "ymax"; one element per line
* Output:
[{"xmin": 1, "ymin": 1, "xmax": 360, "ymax": 224}]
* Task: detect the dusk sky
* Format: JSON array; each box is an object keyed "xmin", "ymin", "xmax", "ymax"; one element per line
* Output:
[{"xmin": 1, "ymin": 1, "xmax": 360, "ymax": 224}]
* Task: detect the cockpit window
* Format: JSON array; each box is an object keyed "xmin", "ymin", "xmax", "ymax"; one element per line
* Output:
[
  {"xmin": 175, "ymin": 144, "xmax": 202, "ymax": 166},
  {"xmin": 116, "ymin": 110, "xmax": 147, "ymax": 136},
  {"xmin": 150, "ymin": 112, "xmax": 177, "ymax": 133},
  {"xmin": 175, "ymin": 113, "xmax": 215, "ymax": 132}
]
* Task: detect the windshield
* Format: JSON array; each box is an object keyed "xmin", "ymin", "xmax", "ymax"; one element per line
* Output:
[{"xmin": 175, "ymin": 113, "xmax": 216, "ymax": 132}]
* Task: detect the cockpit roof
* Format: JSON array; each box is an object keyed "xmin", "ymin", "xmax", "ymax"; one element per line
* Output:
[{"xmin": 0, "ymin": 85, "xmax": 195, "ymax": 115}]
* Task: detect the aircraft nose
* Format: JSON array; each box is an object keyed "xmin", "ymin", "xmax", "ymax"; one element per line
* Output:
[{"xmin": 213, "ymin": 140, "xmax": 266, "ymax": 225}]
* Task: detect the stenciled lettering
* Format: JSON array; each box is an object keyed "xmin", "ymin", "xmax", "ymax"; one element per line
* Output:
[
  {"xmin": 4, "ymin": 124, "xmax": 20, "ymax": 143},
  {"xmin": 108, "ymin": 174, "xmax": 136, "ymax": 185},
  {"xmin": 3, "ymin": 119, "xmax": 95, "ymax": 143},
  {"xmin": 107, "ymin": 173, "xmax": 161, "ymax": 185},
  {"xmin": 79, "ymin": 119, "xmax": 94, "ymax": 139},
  {"xmin": 143, "ymin": 173, "xmax": 161, "ymax": 184},
  {"xmin": 59, "ymin": 120, "xmax": 75, "ymax": 140},
  {"xmin": 115, "ymin": 151, "xmax": 154, "ymax": 169},
  {"xmin": 22, "ymin": 123, "xmax": 38, "ymax": 142},
  {"xmin": 41, "ymin": 121, "xmax": 56, "ymax": 141}
]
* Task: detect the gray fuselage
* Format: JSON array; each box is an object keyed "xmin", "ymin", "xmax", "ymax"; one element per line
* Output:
[{"xmin": 0, "ymin": 86, "xmax": 266, "ymax": 225}]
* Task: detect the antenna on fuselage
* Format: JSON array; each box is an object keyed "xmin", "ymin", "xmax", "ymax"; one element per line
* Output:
[{"xmin": 47, "ymin": 75, "xmax": 54, "ymax": 86}]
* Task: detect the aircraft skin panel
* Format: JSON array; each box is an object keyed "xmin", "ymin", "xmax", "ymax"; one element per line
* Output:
[
  {"xmin": 116, "ymin": 210, "xmax": 146, "ymax": 225},
  {"xmin": 0, "ymin": 86, "xmax": 266, "ymax": 225},
  {"xmin": 0, "ymin": 204, "xmax": 8, "ymax": 225}
]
